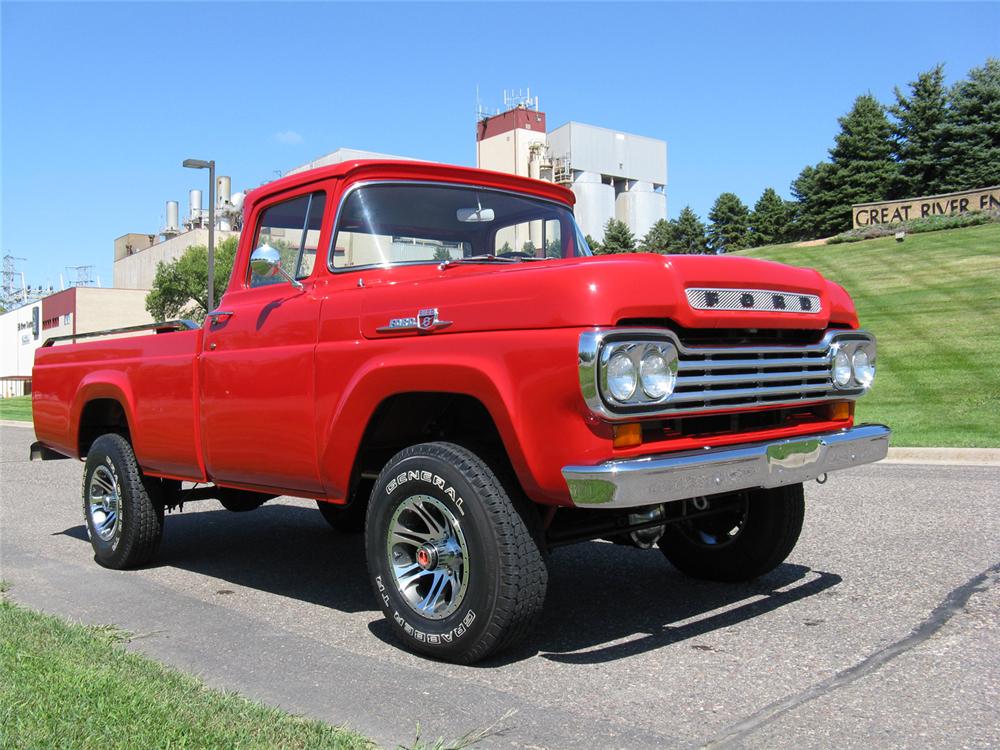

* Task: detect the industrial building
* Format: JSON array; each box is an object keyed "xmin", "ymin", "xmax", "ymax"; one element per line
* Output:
[
  {"xmin": 0, "ymin": 286, "xmax": 152, "ymax": 395},
  {"xmin": 113, "ymin": 177, "xmax": 242, "ymax": 291},
  {"xmin": 476, "ymin": 95, "xmax": 668, "ymax": 242}
]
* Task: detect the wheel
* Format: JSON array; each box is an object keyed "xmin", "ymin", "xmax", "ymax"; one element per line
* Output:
[
  {"xmin": 82, "ymin": 433, "xmax": 164, "ymax": 569},
  {"xmin": 658, "ymin": 484, "xmax": 805, "ymax": 582},
  {"xmin": 217, "ymin": 488, "xmax": 272, "ymax": 512},
  {"xmin": 365, "ymin": 442, "xmax": 547, "ymax": 664}
]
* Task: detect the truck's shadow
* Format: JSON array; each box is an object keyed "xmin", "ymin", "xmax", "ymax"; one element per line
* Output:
[{"xmin": 57, "ymin": 501, "xmax": 842, "ymax": 665}]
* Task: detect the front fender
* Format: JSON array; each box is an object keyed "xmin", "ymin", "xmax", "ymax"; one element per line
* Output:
[{"xmin": 315, "ymin": 328, "xmax": 596, "ymax": 505}]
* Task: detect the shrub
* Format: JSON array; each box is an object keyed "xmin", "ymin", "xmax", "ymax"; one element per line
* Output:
[{"xmin": 827, "ymin": 209, "xmax": 1000, "ymax": 243}]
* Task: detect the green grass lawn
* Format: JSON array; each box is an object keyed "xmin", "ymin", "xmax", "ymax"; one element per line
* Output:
[
  {"xmin": 0, "ymin": 591, "xmax": 371, "ymax": 749},
  {"xmin": 737, "ymin": 223, "xmax": 1000, "ymax": 447},
  {"xmin": 0, "ymin": 395, "xmax": 32, "ymax": 422}
]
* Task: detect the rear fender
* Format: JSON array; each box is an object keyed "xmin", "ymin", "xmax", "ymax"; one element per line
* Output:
[{"xmin": 71, "ymin": 371, "xmax": 138, "ymax": 457}]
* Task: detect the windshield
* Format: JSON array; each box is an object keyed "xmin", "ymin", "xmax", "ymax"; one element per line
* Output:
[{"xmin": 330, "ymin": 183, "xmax": 591, "ymax": 269}]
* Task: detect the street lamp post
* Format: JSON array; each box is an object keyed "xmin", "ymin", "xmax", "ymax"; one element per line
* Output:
[{"xmin": 182, "ymin": 158, "xmax": 216, "ymax": 312}]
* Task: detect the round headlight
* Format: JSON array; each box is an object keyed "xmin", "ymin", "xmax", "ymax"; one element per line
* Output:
[
  {"xmin": 852, "ymin": 349, "xmax": 875, "ymax": 387},
  {"xmin": 640, "ymin": 346, "xmax": 677, "ymax": 400},
  {"xmin": 606, "ymin": 351, "xmax": 638, "ymax": 402},
  {"xmin": 832, "ymin": 350, "xmax": 852, "ymax": 388}
]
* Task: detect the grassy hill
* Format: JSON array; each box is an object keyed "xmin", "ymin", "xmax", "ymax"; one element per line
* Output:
[{"xmin": 737, "ymin": 223, "xmax": 1000, "ymax": 447}]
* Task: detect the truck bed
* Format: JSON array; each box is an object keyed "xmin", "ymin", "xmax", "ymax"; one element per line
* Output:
[{"xmin": 32, "ymin": 327, "xmax": 206, "ymax": 480}]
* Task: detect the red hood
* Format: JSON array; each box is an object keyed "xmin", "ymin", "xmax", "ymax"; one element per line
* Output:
[{"xmin": 359, "ymin": 253, "xmax": 858, "ymax": 338}]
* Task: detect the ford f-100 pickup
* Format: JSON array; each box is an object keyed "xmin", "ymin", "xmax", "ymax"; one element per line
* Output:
[{"xmin": 31, "ymin": 159, "xmax": 890, "ymax": 663}]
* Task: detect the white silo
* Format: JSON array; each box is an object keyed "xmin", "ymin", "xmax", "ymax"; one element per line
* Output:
[
  {"xmin": 189, "ymin": 189, "xmax": 203, "ymax": 226},
  {"xmin": 615, "ymin": 181, "xmax": 667, "ymax": 241},
  {"xmin": 164, "ymin": 201, "xmax": 180, "ymax": 237},
  {"xmin": 571, "ymin": 171, "xmax": 615, "ymax": 241}
]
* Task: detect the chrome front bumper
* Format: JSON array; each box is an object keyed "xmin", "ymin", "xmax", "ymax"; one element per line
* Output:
[{"xmin": 562, "ymin": 424, "xmax": 891, "ymax": 508}]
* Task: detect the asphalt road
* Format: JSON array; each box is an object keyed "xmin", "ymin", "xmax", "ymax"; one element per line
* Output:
[{"xmin": 2, "ymin": 421, "xmax": 998, "ymax": 749}]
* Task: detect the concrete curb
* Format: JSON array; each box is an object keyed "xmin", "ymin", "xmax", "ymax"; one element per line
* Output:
[
  {"xmin": 0, "ymin": 419, "xmax": 33, "ymax": 430},
  {"xmin": 885, "ymin": 447, "xmax": 1000, "ymax": 467}
]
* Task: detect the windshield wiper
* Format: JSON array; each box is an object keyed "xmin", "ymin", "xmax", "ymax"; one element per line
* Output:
[{"xmin": 439, "ymin": 254, "xmax": 551, "ymax": 271}]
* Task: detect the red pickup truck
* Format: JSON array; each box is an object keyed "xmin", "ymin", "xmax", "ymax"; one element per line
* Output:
[{"xmin": 32, "ymin": 160, "xmax": 890, "ymax": 663}]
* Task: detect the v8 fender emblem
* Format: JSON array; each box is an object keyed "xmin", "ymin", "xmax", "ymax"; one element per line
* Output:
[{"xmin": 377, "ymin": 308, "xmax": 453, "ymax": 333}]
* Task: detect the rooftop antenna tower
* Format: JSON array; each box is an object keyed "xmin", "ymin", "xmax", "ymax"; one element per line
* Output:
[
  {"xmin": 502, "ymin": 88, "xmax": 538, "ymax": 112},
  {"xmin": 65, "ymin": 265, "xmax": 96, "ymax": 288}
]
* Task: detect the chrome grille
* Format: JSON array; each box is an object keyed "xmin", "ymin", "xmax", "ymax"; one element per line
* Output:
[{"xmin": 671, "ymin": 344, "xmax": 835, "ymax": 413}]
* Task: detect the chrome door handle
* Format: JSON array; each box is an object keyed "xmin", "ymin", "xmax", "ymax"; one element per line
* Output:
[{"xmin": 206, "ymin": 310, "xmax": 234, "ymax": 324}]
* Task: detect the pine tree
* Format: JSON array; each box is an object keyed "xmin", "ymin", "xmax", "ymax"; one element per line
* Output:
[
  {"xmin": 790, "ymin": 161, "xmax": 842, "ymax": 239},
  {"xmin": 707, "ymin": 193, "xmax": 750, "ymax": 253},
  {"xmin": 639, "ymin": 219, "xmax": 673, "ymax": 253},
  {"xmin": 749, "ymin": 187, "xmax": 791, "ymax": 246},
  {"xmin": 827, "ymin": 94, "xmax": 898, "ymax": 228},
  {"xmin": 891, "ymin": 64, "xmax": 950, "ymax": 196},
  {"xmin": 940, "ymin": 58, "xmax": 1000, "ymax": 192},
  {"xmin": 584, "ymin": 234, "xmax": 602, "ymax": 254},
  {"xmin": 670, "ymin": 207, "xmax": 709, "ymax": 254},
  {"xmin": 600, "ymin": 219, "xmax": 637, "ymax": 254}
]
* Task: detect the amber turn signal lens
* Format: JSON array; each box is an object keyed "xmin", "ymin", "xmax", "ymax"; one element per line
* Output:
[
  {"xmin": 829, "ymin": 401, "xmax": 854, "ymax": 421},
  {"xmin": 613, "ymin": 423, "xmax": 642, "ymax": 448}
]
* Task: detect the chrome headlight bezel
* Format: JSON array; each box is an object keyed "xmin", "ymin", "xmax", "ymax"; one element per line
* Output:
[
  {"xmin": 597, "ymin": 338, "xmax": 679, "ymax": 408},
  {"xmin": 830, "ymin": 338, "xmax": 877, "ymax": 391}
]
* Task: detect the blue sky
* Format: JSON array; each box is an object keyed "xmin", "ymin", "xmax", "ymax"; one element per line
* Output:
[{"xmin": 2, "ymin": 2, "xmax": 998, "ymax": 288}]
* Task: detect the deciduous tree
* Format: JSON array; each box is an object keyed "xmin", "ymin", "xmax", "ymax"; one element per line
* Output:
[{"xmin": 145, "ymin": 237, "xmax": 239, "ymax": 323}]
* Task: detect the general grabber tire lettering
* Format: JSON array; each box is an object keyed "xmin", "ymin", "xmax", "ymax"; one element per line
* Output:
[
  {"xmin": 365, "ymin": 442, "xmax": 547, "ymax": 663},
  {"xmin": 82, "ymin": 433, "xmax": 165, "ymax": 569},
  {"xmin": 658, "ymin": 484, "xmax": 805, "ymax": 582}
]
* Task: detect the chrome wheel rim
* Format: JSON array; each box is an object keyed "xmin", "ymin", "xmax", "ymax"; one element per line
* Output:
[
  {"xmin": 387, "ymin": 494, "xmax": 469, "ymax": 620},
  {"xmin": 88, "ymin": 465, "xmax": 121, "ymax": 542}
]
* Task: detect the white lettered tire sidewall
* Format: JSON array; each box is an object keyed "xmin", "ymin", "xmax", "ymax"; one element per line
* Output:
[{"xmin": 365, "ymin": 442, "xmax": 546, "ymax": 663}]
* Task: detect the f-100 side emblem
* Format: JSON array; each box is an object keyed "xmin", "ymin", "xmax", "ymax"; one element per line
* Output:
[{"xmin": 377, "ymin": 308, "xmax": 453, "ymax": 333}]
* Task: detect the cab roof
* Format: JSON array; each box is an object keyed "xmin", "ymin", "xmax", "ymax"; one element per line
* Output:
[{"xmin": 244, "ymin": 159, "xmax": 576, "ymax": 214}]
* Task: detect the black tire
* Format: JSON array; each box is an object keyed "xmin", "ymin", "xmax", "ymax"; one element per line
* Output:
[
  {"xmin": 217, "ymin": 488, "xmax": 272, "ymax": 513},
  {"xmin": 658, "ymin": 484, "xmax": 805, "ymax": 582},
  {"xmin": 82, "ymin": 433, "xmax": 164, "ymax": 569},
  {"xmin": 365, "ymin": 442, "xmax": 547, "ymax": 664}
]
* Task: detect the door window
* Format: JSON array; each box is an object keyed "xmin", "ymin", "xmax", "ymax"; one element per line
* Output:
[{"xmin": 250, "ymin": 192, "xmax": 327, "ymax": 287}]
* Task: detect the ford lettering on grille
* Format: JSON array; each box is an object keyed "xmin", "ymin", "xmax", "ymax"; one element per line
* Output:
[{"xmin": 686, "ymin": 288, "xmax": 822, "ymax": 314}]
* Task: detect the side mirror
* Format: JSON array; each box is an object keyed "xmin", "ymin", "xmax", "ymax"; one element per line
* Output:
[
  {"xmin": 250, "ymin": 245, "xmax": 281, "ymax": 277},
  {"xmin": 250, "ymin": 245, "xmax": 304, "ymax": 290}
]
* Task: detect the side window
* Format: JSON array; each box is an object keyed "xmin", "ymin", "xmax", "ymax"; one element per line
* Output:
[{"xmin": 250, "ymin": 192, "xmax": 327, "ymax": 287}]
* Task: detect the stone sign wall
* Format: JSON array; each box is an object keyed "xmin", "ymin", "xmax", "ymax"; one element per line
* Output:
[{"xmin": 852, "ymin": 186, "xmax": 1000, "ymax": 228}]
